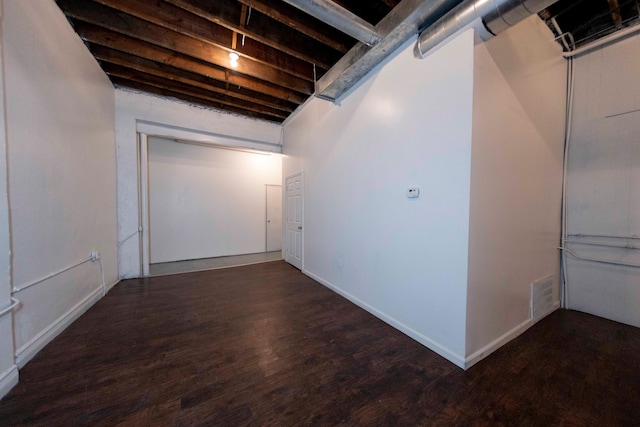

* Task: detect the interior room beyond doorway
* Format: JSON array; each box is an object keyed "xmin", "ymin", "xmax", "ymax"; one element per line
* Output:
[{"xmin": 147, "ymin": 136, "xmax": 283, "ymax": 275}]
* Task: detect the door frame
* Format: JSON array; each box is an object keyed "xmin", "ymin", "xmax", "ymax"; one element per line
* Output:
[
  {"xmin": 136, "ymin": 130, "xmax": 283, "ymax": 277},
  {"xmin": 137, "ymin": 132, "xmax": 150, "ymax": 277},
  {"xmin": 133, "ymin": 120, "xmax": 282, "ymax": 277},
  {"xmin": 265, "ymin": 184, "xmax": 283, "ymax": 252},
  {"xmin": 284, "ymin": 172, "xmax": 304, "ymax": 270}
]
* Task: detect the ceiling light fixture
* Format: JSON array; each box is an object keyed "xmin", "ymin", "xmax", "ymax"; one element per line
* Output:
[{"xmin": 229, "ymin": 52, "xmax": 239, "ymax": 68}]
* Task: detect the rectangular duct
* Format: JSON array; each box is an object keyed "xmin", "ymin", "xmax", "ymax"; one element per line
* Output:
[
  {"xmin": 281, "ymin": 0, "xmax": 379, "ymax": 46},
  {"xmin": 315, "ymin": 0, "xmax": 463, "ymax": 101}
]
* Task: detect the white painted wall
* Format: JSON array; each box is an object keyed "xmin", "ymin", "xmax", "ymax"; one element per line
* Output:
[
  {"xmin": 565, "ymin": 32, "xmax": 640, "ymax": 327},
  {"xmin": 283, "ymin": 33, "xmax": 476, "ymax": 367},
  {"xmin": 116, "ymin": 89, "xmax": 282, "ymax": 277},
  {"xmin": 466, "ymin": 17, "xmax": 566, "ymax": 364},
  {"xmin": 148, "ymin": 137, "xmax": 282, "ymax": 263},
  {"xmin": 0, "ymin": 1, "xmax": 18, "ymax": 398},
  {"xmin": 3, "ymin": 0, "xmax": 117, "ymax": 367}
]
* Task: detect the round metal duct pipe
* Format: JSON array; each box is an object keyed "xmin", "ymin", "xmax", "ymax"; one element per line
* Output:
[{"xmin": 414, "ymin": 0, "xmax": 557, "ymax": 58}]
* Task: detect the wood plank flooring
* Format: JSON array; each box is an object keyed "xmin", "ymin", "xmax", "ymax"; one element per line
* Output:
[{"xmin": 1, "ymin": 261, "xmax": 639, "ymax": 426}]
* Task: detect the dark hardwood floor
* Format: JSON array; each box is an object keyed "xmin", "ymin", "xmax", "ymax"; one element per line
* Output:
[{"xmin": 1, "ymin": 261, "xmax": 639, "ymax": 426}]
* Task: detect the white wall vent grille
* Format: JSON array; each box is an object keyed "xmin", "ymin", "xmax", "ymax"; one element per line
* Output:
[{"xmin": 530, "ymin": 275, "xmax": 554, "ymax": 322}]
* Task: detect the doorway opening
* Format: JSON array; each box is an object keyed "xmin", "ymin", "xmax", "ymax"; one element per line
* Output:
[{"xmin": 137, "ymin": 133, "xmax": 283, "ymax": 276}]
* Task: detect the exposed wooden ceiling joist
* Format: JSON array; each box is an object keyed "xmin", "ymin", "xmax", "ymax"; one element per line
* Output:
[
  {"xmin": 104, "ymin": 63, "xmax": 289, "ymax": 119},
  {"xmin": 54, "ymin": 0, "xmax": 399, "ymax": 122},
  {"xmin": 166, "ymin": 0, "xmax": 342, "ymax": 69},
  {"xmin": 112, "ymin": 76, "xmax": 283, "ymax": 122},
  {"xmin": 92, "ymin": 0, "xmax": 328, "ymax": 75},
  {"xmin": 55, "ymin": 0, "xmax": 627, "ymax": 123},
  {"xmin": 92, "ymin": 46, "xmax": 297, "ymax": 113},
  {"xmin": 59, "ymin": 0, "xmax": 314, "ymax": 93},
  {"xmin": 75, "ymin": 23, "xmax": 307, "ymax": 104},
  {"xmin": 237, "ymin": 0, "xmax": 354, "ymax": 52}
]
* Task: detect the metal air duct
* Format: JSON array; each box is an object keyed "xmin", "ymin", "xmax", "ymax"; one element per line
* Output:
[
  {"xmin": 281, "ymin": 0, "xmax": 380, "ymax": 46},
  {"xmin": 314, "ymin": 0, "xmax": 463, "ymax": 102},
  {"xmin": 414, "ymin": 0, "xmax": 558, "ymax": 58}
]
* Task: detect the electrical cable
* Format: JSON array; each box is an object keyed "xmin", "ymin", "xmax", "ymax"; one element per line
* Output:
[
  {"xmin": 0, "ymin": 297, "xmax": 20, "ymax": 318},
  {"xmin": 118, "ymin": 227, "xmax": 142, "ymax": 247}
]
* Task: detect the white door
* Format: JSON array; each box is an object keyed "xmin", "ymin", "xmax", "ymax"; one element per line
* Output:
[
  {"xmin": 266, "ymin": 185, "xmax": 282, "ymax": 252},
  {"xmin": 285, "ymin": 173, "xmax": 303, "ymax": 269}
]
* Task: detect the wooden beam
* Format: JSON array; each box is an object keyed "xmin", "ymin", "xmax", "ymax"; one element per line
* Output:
[
  {"xmin": 232, "ymin": 4, "xmax": 249, "ymax": 51},
  {"xmin": 112, "ymin": 78, "xmax": 284, "ymax": 122},
  {"xmin": 58, "ymin": 0, "xmax": 314, "ymax": 93},
  {"xmin": 92, "ymin": 46, "xmax": 297, "ymax": 113},
  {"xmin": 166, "ymin": 0, "xmax": 341, "ymax": 69},
  {"xmin": 89, "ymin": 0, "xmax": 316, "ymax": 81},
  {"xmin": 608, "ymin": 0, "xmax": 622, "ymax": 26},
  {"xmin": 75, "ymin": 23, "xmax": 307, "ymax": 103},
  {"xmin": 105, "ymin": 65, "xmax": 289, "ymax": 120},
  {"xmin": 236, "ymin": 0, "xmax": 353, "ymax": 53}
]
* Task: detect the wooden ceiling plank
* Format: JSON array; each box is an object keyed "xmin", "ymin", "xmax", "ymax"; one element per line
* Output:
[
  {"xmin": 58, "ymin": 0, "xmax": 313, "ymax": 93},
  {"xmin": 89, "ymin": 0, "xmax": 316, "ymax": 81},
  {"xmin": 232, "ymin": 4, "xmax": 249, "ymax": 51},
  {"xmin": 166, "ymin": 0, "xmax": 340, "ymax": 69},
  {"xmin": 105, "ymin": 65, "xmax": 289, "ymax": 119},
  {"xmin": 92, "ymin": 46, "xmax": 296, "ymax": 112},
  {"xmin": 236, "ymin": 0, "xmax": 353, "ymax": 53},
  {"xmin": 75, "ymin": 23, "xmax": 307, "ymax": 104},
  {"xmin": 112, "ymin": 78, "xmax": 284, "ymax": 122},
  {"xmin": 607, "ymin": 0, "xmax": 622, "ymax": 26}
]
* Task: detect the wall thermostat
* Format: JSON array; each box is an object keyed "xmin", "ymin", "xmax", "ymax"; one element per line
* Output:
[{"xmin": 407, "ymin": 187, "xmax": 420, "ymax": 198}]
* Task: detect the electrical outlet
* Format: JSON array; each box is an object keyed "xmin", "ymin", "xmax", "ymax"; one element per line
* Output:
[{"xmin": 91, "ymin": 251, "xmax": 100, "ymax": 261}]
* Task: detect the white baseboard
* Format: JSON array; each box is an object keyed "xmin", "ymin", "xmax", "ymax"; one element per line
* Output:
[
  {"xmin": 15, "ymin": 286, "xmax": 103, "ymax": 369},
  {"xmin": 0, "ymin": 364, "xmax": 19, "ymax": 399},
  {"xmin": 106, "ymin": 280, "xmax": 120, "ymax": 293},
  {"xmin": 464, "ymin": 318, "xmax": 533, "ymax": 369},
  {"xmin": 302, "ymin": 269, "xmax": 467, "ymax": 369},
  {"xmin": 464, "ymin": 301, "xmax": 560, "ymax": 369}
]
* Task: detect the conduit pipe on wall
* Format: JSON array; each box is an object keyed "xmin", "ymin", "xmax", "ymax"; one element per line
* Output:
[
  {"xmin": 559, "ymin": 247, "xmax": 640, "ymax": 269},
  {"xmin": 0, "ymin": 297, "xmax": 20, "ymax": 318},
  {"xmin": 12, "ymin": 255, "xmax": 92, "ymax": 294},
  {"xmin": 414, "ymin": 0, "xmax": 558, "ymax": 58},
  {"xmin": 11, "ymin": 254, "xmax": 106, "ymax": 296},
  {"xmin": 281, "ymin": 0, "xmax": 380, "ymax": 46}
]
